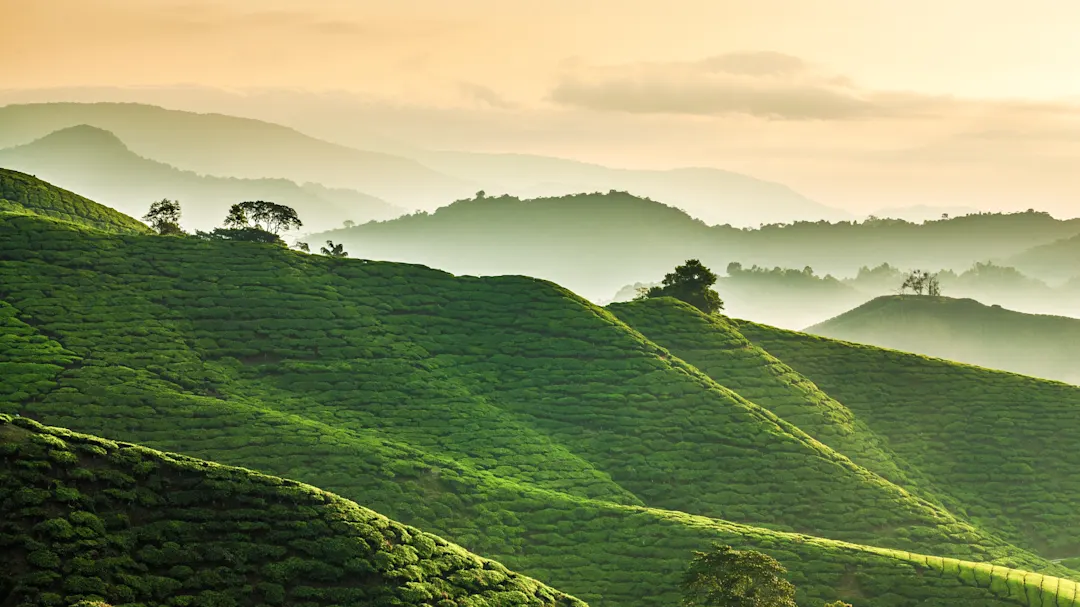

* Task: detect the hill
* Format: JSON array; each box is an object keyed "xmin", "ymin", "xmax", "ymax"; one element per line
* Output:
[
  {"xmin": 737, "ymin": 316, "xmax": 1080, "ymax": 558},
  {"xmin": 0, "ymin": 167, "xmax": 148, "ymax": 234},
  {"xmin": 1009, "ymin": 233, "xmax": 1080, "ymax": 284},
  {"xmin": 409, "ymin": 150, "xmax": 851, "ymax": 227},
  {"xmin": 3, "ymin": 210, "xmax": 1079, "ymax": 605},
  {"xmin": 805, "ymin": 295, "xmax": 1080, "ymax": 384},
  {"xmin": 0, "ymin": 102, "xmax": 474, "ymax": 210},
  {"xmin": 0, "ymin": 125, "xmax": 404, "ymax": 232},
  {"xmin": 310, "ymin": 192, "xmax": 1080, "ymax": 305},
  {"xmin": 0, "ymin": 413, "xmax": 586, "ymax": 607}
]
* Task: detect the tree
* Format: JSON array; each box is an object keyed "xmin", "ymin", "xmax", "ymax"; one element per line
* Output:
[
  {"xmin": 343, "ymin": 219, "xmax": 356, "ymax": 229},
  {"xmin": 646, "ymin": 259, "xmax": 724, "ymax": 314},
  {"xmin": 223, "ymin": 200, "xmax": 302, "ymax": 235},
  {"xmin": 320, "ymin": 240, "xmax": 348, "ymax": 258},
  {"xmin": 143, "ymin": 198, "xmax": 183, "ymax": 235},
  {"xmin": 294, "ymin": 241, "xmax": 311, "ymax": 253},
  {"xmin": 680, "ymin": 543, "xmax": 796, "ymax": 607},
  {"xmin": 900, "ymin": 269, "xmax": 941, "ymax": 296}
]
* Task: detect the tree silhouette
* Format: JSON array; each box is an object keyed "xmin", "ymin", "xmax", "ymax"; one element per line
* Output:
[
  {"xmin": 320, "ymin": 240, "xmax": 348, "ymax": 258},
  {"xmin": 901, "ymin": 269, "xmax": 942, "ymax": 296},
  {"xmin": 680, "ymin": 543, "xmax": 796, "ymax": 607},
  {"xmin": 223, "ymin": 200, "xmax": 302, "ymax": 235},
  {"xmin": 646, "ymin": 259, "xmax": 724, "ymax": 314},
  {"xmin": 142, "ymin": 198, "xmax": 183, "ymax": 235}
]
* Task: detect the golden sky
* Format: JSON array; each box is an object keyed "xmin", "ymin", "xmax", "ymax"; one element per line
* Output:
[{"xmin": 6, "ymin": 0, "xmax": 1080, "ymax": 215}]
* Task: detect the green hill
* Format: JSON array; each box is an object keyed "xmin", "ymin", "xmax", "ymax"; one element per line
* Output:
[
  {"xmin": 0, "ymin": 125, "xmax": 403, "ymax": 232},
  {"xmin": 8, "ymin": 415, "xmax": 1080, "ymax": 607},
  {"xmin": 310, "ymin": 192, "xmax": 1080, "ymax": 303},
  {"xmin": 0, "ymin": 413, "xmax": 586, "ymax": 607},
  {"xmin": 804, "ymin": 295, "xmax": 1080, "ymax": 384},
  {"xmin": 0, "ymin": 167, "xmax": 148, "ymax": 233},
  {"xmin": 1009, "ymin": 233, "xmax": 1080, "ymax": 284},
  {"xmin": 6, "ymin": 211, "xmax": 1080, "ymax": 605},
  {"xmin": 737, "ymin": 317, "xmax": 1080, "ymax": 559}
]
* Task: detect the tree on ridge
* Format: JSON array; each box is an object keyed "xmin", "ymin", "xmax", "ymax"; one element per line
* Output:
[
  {"xmin": 680, "ymin": 543, "xmax": 796, "ymax": 607},
  {"xmin": 143, "ymin": 198, "xmax": 183, "ymax": 235},
  {"xmin": 643, "ymin": 259, "xmax": 724, "ymax": 314},
  {"xmin": 224, "ymin": 200, "xmax": 302, "ymax": 235}
]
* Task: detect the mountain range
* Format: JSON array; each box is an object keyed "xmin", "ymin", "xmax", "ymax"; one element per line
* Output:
[{"xmin": 4, "ymin": 172, "xmax": 1080, "ymax": 606}]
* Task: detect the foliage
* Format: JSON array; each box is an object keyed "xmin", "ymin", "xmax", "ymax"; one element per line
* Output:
[
  {"xmin": 0, "ymin": 168, "xmax": 149, "ymax": 233},
  {"xmin": 4, "ymin": 210, "xmax": 1080, "ymax": 607},
  {"xmin": 224, "ymin": 200, "xmax": 302, "ymax": 235},
  {"xmin": 680, "ymin": 544, "xmax": 796, "ymax": 607},
  {"xmin": 320, "ymin": 240, "xmax": 348, "ymax": 258},
  {"xmin": 0, "ymin": 414, "xmax": 586, "ymax": 607},
  {"xmin": 142, "ymin": 198, "xmax": 184, "ymax": 235},
  {"xmin": 194, "ymin": 226, "xmax": 284, "ymax": 245},
  {"xmin": 900, "ymin": 270, "xmax": 941, "ymax": 296},
  {"xmin": 646, "ymin": 259, "xmax": 724, "ymax": 314}
]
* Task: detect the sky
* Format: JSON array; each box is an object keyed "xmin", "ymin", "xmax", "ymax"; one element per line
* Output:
[{"xmin": 5, "ymin": 0, "xmax": 1080, "ymax": 216}]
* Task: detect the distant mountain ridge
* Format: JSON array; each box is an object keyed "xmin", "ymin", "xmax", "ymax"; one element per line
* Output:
[
  {"xmin": 0, "ymin": 124, "xmax": 404, "ymax": 232},
  {"xmin": 806, "ymin": 295, "xmax": 1080, "ymax": 384}
]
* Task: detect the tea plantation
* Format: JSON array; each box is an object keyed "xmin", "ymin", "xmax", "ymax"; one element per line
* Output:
[
  {"xmin": 3, "ymin": 182, "xmax": 1080, "ymax": 606},
  {"xmin": 0, "ymin": 168, "xmax": 148, "ymax": 234},
  {"xmin": 0, "ymin": 413, "xmax": 587, "ymax": 607}
]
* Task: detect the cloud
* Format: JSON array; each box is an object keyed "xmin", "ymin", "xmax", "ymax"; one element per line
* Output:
[
  {"xmin": 457, "ymin": 82, "xmax": 516, "ymax": 109},
  {"xmin": 548, "ymin": 52, "xmax": 1080, "ymax": 121}
]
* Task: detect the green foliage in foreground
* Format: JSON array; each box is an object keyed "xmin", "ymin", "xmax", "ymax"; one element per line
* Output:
[
  {"xmin": 0, "ymin": 167, "xmax": 149, "ymax": 234},
  {"xmin": 0, "ymin": 413, "xmax": 586, "ymax": 607},
  {"xmin": 3, "ymin": 206, "xmax": 1080, "ymax": 606}
]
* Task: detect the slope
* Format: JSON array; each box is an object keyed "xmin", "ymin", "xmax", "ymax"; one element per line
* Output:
[
  {"xmin": 0, "ymin": 167, "xmax": 148, "ymax": 234},
  {"xmin": 310, "ymin": 193, "xmax": 1080, "ymax": 303},
  {"xmin": 0, "ymin": 413, "xmax": 586, "ymax": 607},
  {"xmin": 6, "ymin": 414, "xmax": 1080, "ymax": 607},
  {"xmin": 0, "ymin": 212, "xmax": 1072, "ymax": 596},
  {"xmin": 0, "ymin": 102, "xmax": 475, "ymax": 209},
  {"xmin": 805, "ymin": 295, "xmax": 1080, "ymax": 384},
  {"xmin": 737, "ymin": 317, "xmax": 1080, "ymax": 560},
  {"xmin": 1009, "ymin": 233, "xmax": 1080, "ymax": 284},
  {"xmin": 0, "ymin": 125, "xmax": 403, "ymax": 232}
]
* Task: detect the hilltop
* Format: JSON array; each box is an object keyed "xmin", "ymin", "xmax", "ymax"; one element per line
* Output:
[
  {"xmin": 805, "ymin": 295, "xmax": 1080, "ymax": 384},
  {"xmin": 4, "ymin": 206, "xmax": 1080, "ymax": 605},
  {"xmin": 0, "ymin": 167, "xmax": 148, "ymax": 233},
  {"xmin": 311, "ymin": 191, "xmax": 1080, "ymax": 303},
  {"xmin": 0, "ymin": 413, "xmax": 586, "ymax": 607},
  {"xmin": 1009, "ymin": 233, "xmax": 1080, "ymax": 284},
  {"xmin": 0, "ymin": 125, "xmax": 403, "ymax": 232},
  {"xmin": 0, "ymin": 102, "xmax": 474, "ymax": 209}
]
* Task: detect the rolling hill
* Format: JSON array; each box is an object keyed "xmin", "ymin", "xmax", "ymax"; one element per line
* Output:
[
  {"xmin": 0, "ymin": 125, "xmax": 404, "ymax": 233},
  {"xmin": 0, "ymin": 102, "xmax": 475, "ymax": 210},
  {"xmin": 804, "ymin": 295, "xmax": 1080, "ymax": 384},
  {"xmin": 0, "ymin": 167, "xmax": 149, "ymax": 234},
  {"xmin": 3, "ymin": 201, "xmax": 1080, "ymax": 605},
  {"xmin": 1009, "ymin": 233, "xmax": 1080, "ymax": 284},
  {"xmin": 0, "ymin": 413, "xmax": 586, "ymax": 607}
]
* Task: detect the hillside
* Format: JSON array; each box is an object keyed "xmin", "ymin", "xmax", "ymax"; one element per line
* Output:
[
  {"xmin": 0, "ymin": 167, "xmax": 148, "ymax": 233},
  {"xmin": 0, "ymin": 102, "xmax": 474, "ymax": 210},
  {"xmin": 805, "ymin": 295, "xmax": 1080, "ymax": 384},
  {"xmin": 738, "ymin": 317, "xmax": 1080, "ymax": 559},
  {"xmin": 1009, "ymin": 233, "xmax": 1080, "ymax": 284},
  {"xmin": 0, "ymin": 125, "xmax": 403, "ymax": 232},
  {"xmin": 3, "ymin": 210, "xmax": 1080, "ymax": 605},
  {"xmin": 0, "ymin": 413, "xmax": 586, "ymax": 607}
]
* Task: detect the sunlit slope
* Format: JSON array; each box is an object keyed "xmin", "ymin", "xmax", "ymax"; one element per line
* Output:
[
  {"xmin": 608, "ymin": 297, "xmax": 923, "ymax": 487},
  {"xmin": 0, "ymin": 212, "xmax": 1046, "ymax": 564},
  {"xmin": 738, "ymin": 319, "xmax": 1080, "ymax": 561},
  {"xmin": 0, "ymin": 413, "xmax": 587, "ymax": 607},
  {"xmin": 805, "ymin": 295, "xmax": 1080, "ymax": 384},
  {"xmin": 0, "ymin": 167, "xmax": 149, "ymax": 233}
]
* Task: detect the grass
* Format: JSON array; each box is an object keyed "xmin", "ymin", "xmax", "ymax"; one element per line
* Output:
[
  {"xmin": 804, "ymin": 294, "xmax": 1080, "ymax": 384},
  {"xmin": 3, "ymin": 191, "xmax": 1080, "ymax": 606},
  {"xmin": 0, "ymin": 167, "xmax": 149, "ymax": 234}
]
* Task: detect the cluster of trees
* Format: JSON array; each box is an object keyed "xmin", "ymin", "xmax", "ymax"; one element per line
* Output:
[
  {"xmin": 681, "ymin": 544, "xmax": 851, "ymax": 607},
  {"xmin": 638, "ymin": 259, "xmax": 725, "ymax": 315},
  {"xmin": 900, "ymin": 270, "xmax": 942, "ymax": 296},
  {"xmin": 142, "ymin": 198, "xmax": 347, "ymax": 258}
]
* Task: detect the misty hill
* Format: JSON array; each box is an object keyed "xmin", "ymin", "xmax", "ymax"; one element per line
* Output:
[
  {"xmin": 311, "ymin": 191, "xmax": 1080, "ymax": 306},
  {"xmin": 805, "ymin": 295, "xmax": 1080, "ymax": 384},
  {"xmin": 0, "ymin": 167, "xmax": 149, "ymax": 233},
  {"xmin": 1009, "ymin": 233, "xmax": 1080, "ymax": 284},
  {"xmin": 0, "ymin": 125, "xmax": 404, "ymax": 232},
  {"xmin": 0, "ymin": 102, "xmax": 474, "ymax": 210},
  {"xmin": 0, "ymin": 413, "xmax": 586, "ymax": 607},
  {"xmin": 4, "ymin": 203, "xmax": 1080, "ymax": 605},
  {"xmin": 411, "ymin": 150, "xmax": 852, "ymax": 227}
]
